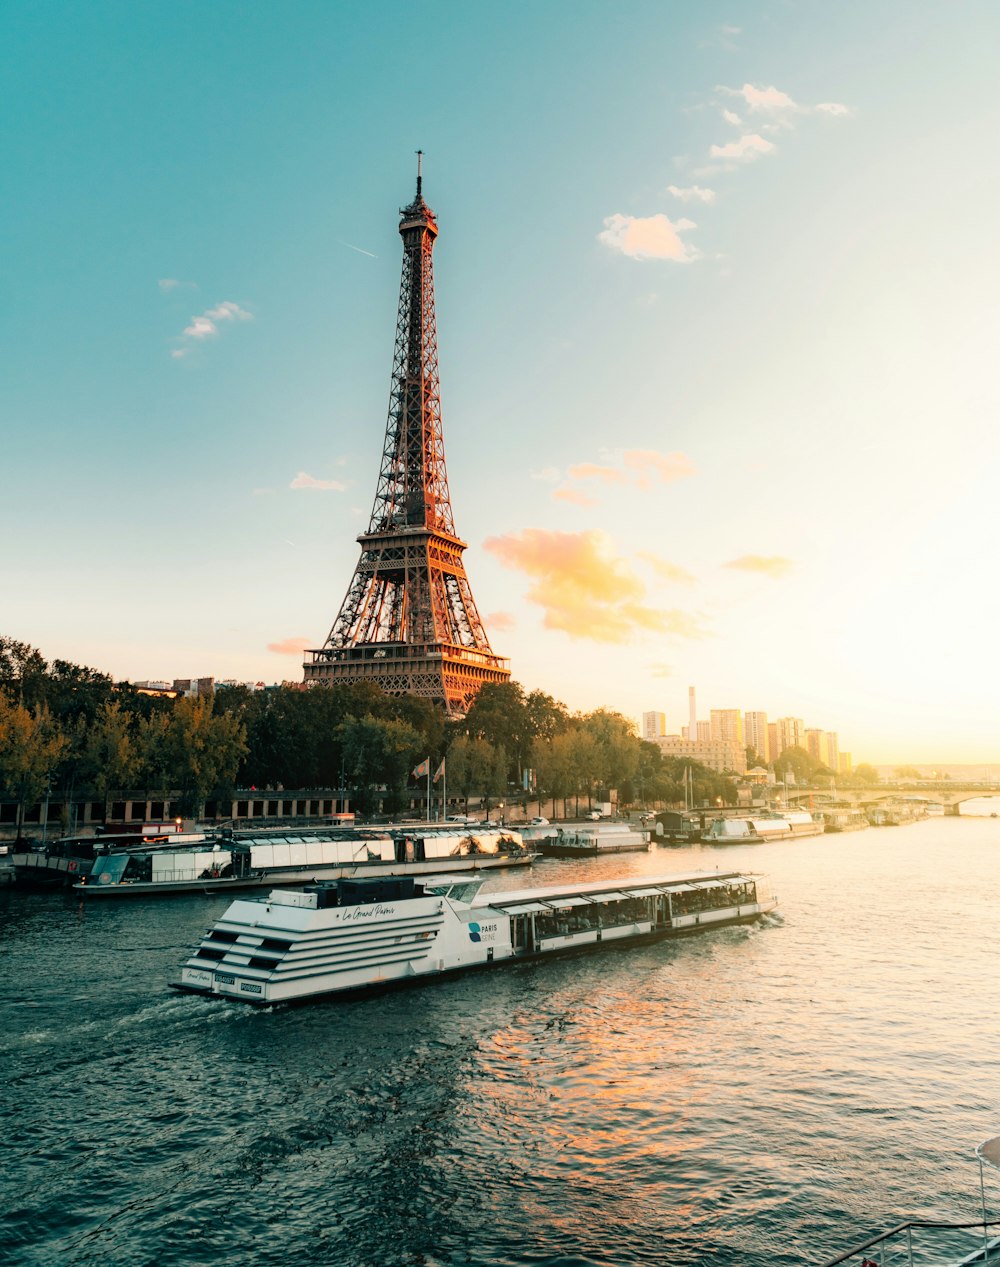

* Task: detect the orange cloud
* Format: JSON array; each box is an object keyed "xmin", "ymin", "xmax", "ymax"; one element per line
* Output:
[
  {"xmin": 598, "ymin": 213, "xmax": 699, "ymax": 262},
  {"xmin": 723, "ymin": 554, "xmax": 795, "ymax": 579},
  {"xmin": 552, "ymin": 486, "xmax": 597, "ymax": 507},
  {"xmin": 484, "ymin": 529, "xmax": 708, "ymax": 644},
  {"xmin": 566, "ymin": 463, "xmax": 627, "ymax": 484},
  {"xmin": 649, "ymin": 662, "xmax": 674, "ymax": 679},
  {"xmin": 484, "ymin": 610, "xmax": 516, "ymax": 633},
  {"xmin": 622, "ymin": 449, "xmax": 697, "ymax": 487},
  {"xmin": 637, "ymin": 552, "xmax": 696, "ymax": 585},
  {"xmin": 267, "ymin": 637, "xmax": 312, "ymax": 656}
]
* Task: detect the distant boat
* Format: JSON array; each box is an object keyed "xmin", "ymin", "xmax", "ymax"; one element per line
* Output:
[
  {"xmin": 702, "ymin": 816, "xmax": 793, "ymax": 844},
  {"xmin": 535, "ymin": 823, "xmax": 650, "ymax": 857}
]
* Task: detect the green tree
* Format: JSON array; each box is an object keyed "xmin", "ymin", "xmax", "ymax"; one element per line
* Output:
[
  {"xmin": 0, "ymin": 698, "xmax": 67, "ymax": 839},
  {"xmin": 339, "ymin": 714, "xmax": 423, "ymax": 815},
  {"xmin": 775, "ymin": 745, "xmax": 819, "ymax": 784},
  {"xmin": 83, "ymin": 700, "xmax": 140, "ymax": 822},
  {"xmin": 164, "ymin": 696, "xmax": 247, "ymax": 817}
]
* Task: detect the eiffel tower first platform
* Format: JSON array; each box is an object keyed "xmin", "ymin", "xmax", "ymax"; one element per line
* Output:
[{"xmin": 303, "ymin": 159, "xmax": 510, "ymax": 717}]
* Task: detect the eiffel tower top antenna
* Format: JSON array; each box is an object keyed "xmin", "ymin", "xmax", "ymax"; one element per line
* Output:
[{"xmin": 415, "ymin": 149, "xmax": 422, "ymax": 197}]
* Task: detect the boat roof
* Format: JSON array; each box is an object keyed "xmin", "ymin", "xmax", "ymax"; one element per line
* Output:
[
  {"xmin": 978, "ymin": 1137, "xmax": 1000, "ymax": 1171},
  {"xmin": 474, "ymin": 870, "xmax": 757, "ymax": 910}
]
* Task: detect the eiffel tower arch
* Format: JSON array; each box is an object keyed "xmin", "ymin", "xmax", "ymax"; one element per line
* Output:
[{"xmin": 304, "ymin": 158, "xmax": 510, "ymax": 717}]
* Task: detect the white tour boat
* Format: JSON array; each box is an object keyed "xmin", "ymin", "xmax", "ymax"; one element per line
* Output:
[{"xmin": 173, "ymin": 867, "xmax": 777, "ymax": 1005}]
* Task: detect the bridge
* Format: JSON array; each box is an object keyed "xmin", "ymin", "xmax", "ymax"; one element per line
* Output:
[{"xmin": 782, "ymin": 786, "xmax": 1000, "ymax": 812}]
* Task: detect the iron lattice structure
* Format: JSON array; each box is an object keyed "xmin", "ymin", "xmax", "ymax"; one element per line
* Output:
[{"xmin": 304, "ymin": 162, "xmax": 510, "ymax": 716}]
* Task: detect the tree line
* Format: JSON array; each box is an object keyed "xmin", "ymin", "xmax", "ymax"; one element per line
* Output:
[{"xmin": 0, "ymin": 635, "xmax": 754, "ymax": 837}]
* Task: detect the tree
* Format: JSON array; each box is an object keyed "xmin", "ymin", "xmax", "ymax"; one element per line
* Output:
[
  {"xmin": 163, "ymin": 696, "xmax": 247, "ymax": 817},
  {"xmin": 83, "ymin": 700, "xmax": 140, "ymax": 822},
  {"xmin": 0, "ymin": 697, "xmax": 67, "ymax": 839},
  {"xmin": 895, "ymin": 765, "xmax": 922, "ymax": 781},
  {"xmin": 854, "ymin": 763, "xmax": 880, "ymax": 785},
  {"xmin": 0, "ymin": 638, "xmax": 49, "ymax": 709},
  {"xmin": 774, "ymin": 745, "xmax": 819, "ymax": 785},
  {"xmin": 463, "ymin": 681, "xmax": 529, "ymax": 782},
  {"xmin": 339, "ymin": 714, "xmax": 423, "ymax": 815}
]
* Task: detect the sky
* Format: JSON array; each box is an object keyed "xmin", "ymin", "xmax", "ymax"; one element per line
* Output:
[{"xmin": 3, "ymin": 0, "xmax": 1000, "ymax": 764}]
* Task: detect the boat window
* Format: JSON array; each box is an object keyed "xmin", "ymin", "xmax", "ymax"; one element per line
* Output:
[
  {"xmin": 208, "ymin": 930, "xmax": 239, "ymax": 944},
  {"xmin": 196, "ymin": 947, "xmax": 227, "ymax": 962},
  {"xmin": 88, "ymin": 854, "xmax": 131, "ymax": 886},
  {"xmin": 259, "ymin": 937, "xmax": 292, "ymax": 953},
  {"xmin": 248, "ymin": 956, "xmax": 280, "ymax": 971}
]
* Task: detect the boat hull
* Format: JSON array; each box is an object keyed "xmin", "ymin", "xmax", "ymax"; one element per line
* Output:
[{"xmin": 537, "ymin": 841, "xmax": 650, "ymax": 857}]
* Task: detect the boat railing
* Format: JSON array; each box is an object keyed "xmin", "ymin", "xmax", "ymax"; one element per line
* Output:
[{"xmin": 817, "ymin": 1217, "xmax": 1000, "ymax": 1267}]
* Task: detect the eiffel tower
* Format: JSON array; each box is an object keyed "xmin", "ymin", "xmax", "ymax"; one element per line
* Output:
[{"xmin": 303, "ymin": 157, "xmax": 510, "ymax": 716}]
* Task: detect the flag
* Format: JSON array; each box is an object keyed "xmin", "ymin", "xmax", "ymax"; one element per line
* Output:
[
  {"xmin": 433, "ymin": 757, "xmax": 446, "ymax": 784},
  {"xmin": 412, "ymin": 758, "xmax": 430, "ymax": 779}
]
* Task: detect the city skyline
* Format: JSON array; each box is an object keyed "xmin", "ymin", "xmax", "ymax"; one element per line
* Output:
[{"xmin": 4, "ymin": 3, "xmax": 1000, "ymax": 763}]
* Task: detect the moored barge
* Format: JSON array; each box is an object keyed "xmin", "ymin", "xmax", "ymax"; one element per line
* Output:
[
  {"xmin": 173, "ymin": 868, "xmax": 777, "ymax": 1005},
  {"xmin": 75, "ymin": 827, "xmax": 536, "ymax": 897}
]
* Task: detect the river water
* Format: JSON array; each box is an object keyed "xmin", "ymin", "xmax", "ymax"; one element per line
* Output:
[{"xmin": 2, "ymin": 816, "xmax": 999, "ymax": 1267}]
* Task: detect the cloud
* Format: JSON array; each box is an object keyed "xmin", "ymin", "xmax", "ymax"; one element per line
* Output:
[
  {"xmin": 622, "ymin": 449, "xmax": 697, "ymax": 486},
  {"xmin": 729, "ymin": 82, "xmax": 798, "ymax": 114},
  {"xmin": 723, "ymin": 554, "xmax": 795, "ymax": 578},
  {"xmin": 290, "ymin": 471, "xmax": 347, "ymax": 491},
  {"xmin": 667, "ymin": 184, "xmax": 716, "ymax": 204},
  {"xmin": 709, "ymin": 133, "xmax": 776, "ymax": 162},
  {"xmin": 529, "ymin": 466, "xmax": 561, "ymax": 483},
  {"xmin": 183, "ymin": 301, "xmax": 252, "ymax": 339},
  {"xmin": 267, "ymin": 637, "xmax": 311, "ymax": 656},
  {"xmin": 552, "ymin": 486, "xmax": 597, "ymax": 507},
  {"xmin": 553, "ymin": 449, "xmax": 696, "ymax": 505},
  {"xmin": 722, "ymin": 109, "xmax": 743, "ymax": 127},
  {"xmin": 484, "ymin": 610, "xmax": 516, "ymax": 633},
  {"xmin": 816, "ymin": 101, "xmax": 853, "ymax": 117},
  {"xmin": 637, "ymin": 551, "xmax": 696, "ymax": 585},
  {"xmin": 172, "ymin": 299, "xmax": 253, "ymax": 358},
  {"xmin": 598, "ymin": 213, "xmax": 698, "ymax": 262},
  {"xmin": 649, "ymin": 662, "xmax": 674, "ymax": 679},
  {"xmin": 567, "ymin": 462, "xmax": 627, "ymax": 484},
  {"xmin": 483, "ymin": 528, "xmax": 708, "ymax": 644},
  {"xmin": 159, "ymin": 278, "xmax": 197, "ymax": 292}
]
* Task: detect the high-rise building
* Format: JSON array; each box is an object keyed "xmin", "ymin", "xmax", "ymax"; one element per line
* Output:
[
  {"xmin": 688, "ymin": 686, "xmax": 697, "ymax": 743},
  {"xmin": 805, "ymin": 729, "xmax": 824, "ymax": 763},
  {"xmin": 744, "ymin": 711, "xmax": 769, "ymax": 763},
  {"xmin": 303, "ymin": 161, "xmax": 509, "ymax": 715},
  {"xmin": 696, "ymin": 720, "xmax": 712, "ymax": 742},
  {"xmin": 775, "ymin": 717, "xmax": 805, "ymax": 756},
  {"xmin": 824, "ymin": 732, "xmax": 840, "ymax": 774},
  {"xmin": 642, "ymin": 711, "xmax": 666, "ymax": 740},
  {"xmin": 838, "ymin": 751, "xmax": 852, "ymax": 775},
  {"xmin": 711, "ymin": 709, "xmax": 744, "ymax": 748}
]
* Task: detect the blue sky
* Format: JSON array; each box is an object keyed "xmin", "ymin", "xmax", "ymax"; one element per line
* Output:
[{"xmin": 4, "ymin": 1, "xmax": 1000, "ymax": 761}]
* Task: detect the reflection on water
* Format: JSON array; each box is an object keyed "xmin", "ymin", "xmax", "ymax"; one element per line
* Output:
[{"xmin": 2, "ymin": 817, "xmax": 1000, "ymax": 1265}]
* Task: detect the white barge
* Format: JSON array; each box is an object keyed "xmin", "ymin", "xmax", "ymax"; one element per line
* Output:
[
  {"xmin": 75, "ymin": 827, "xmax": 535, "ymax": 897},
  {"xmin": 173, "ymin": 868, "xmax": 777, "ymax": 1005}
]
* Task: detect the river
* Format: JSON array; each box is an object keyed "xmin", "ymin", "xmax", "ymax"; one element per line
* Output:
[{"xmin": 2, "ymin": 816, "xmax": 998, "ymax": 1266}]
